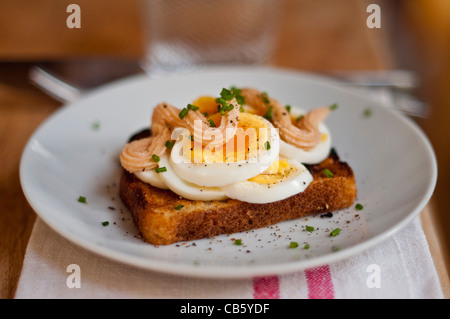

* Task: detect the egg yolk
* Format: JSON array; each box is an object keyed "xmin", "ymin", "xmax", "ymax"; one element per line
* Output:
[
  {"xmin": 183, "ymin": 112, "xmax": 273, "ymax": 164},
  {"xmin": 191, "ymin": 96, "xmax": 220, "ymax": 117},
  {"xmin": 248, "ymin": 159, "xmax": 297, "ymax": 185}
]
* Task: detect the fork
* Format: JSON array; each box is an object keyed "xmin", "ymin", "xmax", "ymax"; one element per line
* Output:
[{"xmin": 28, "ymin": 62, "xmax": 428, "ymax": 118}]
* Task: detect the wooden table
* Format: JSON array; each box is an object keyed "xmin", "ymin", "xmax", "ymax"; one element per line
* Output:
[{"xmin": 1, "ymin": 0, "xmax": 449, "ymax": 298}]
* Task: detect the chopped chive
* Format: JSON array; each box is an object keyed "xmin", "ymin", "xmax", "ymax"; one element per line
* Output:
[
  {"xmin": 263, "ymin": 105, "xmax": 273, "ymax": 120},
  {"xmin": 285, "ymin": 105, "xmax": 291, "ymax": 113},
  {"xmin": 239, "ymin": 106, "xmax": 245, "ymax": 112},
  {"xmin": 355, "ymin": 203, "xmax": 364, "ymax": 211},
  {"xmin": 207, "ymin": 119, "xmax": 216, "ymax": 127},
  {"xmin": 224, "ymin": 103, "xmax": 234, "ymax": 112},
  {"xmin": 155, "ymin": 166, "xmax": 167, "ymax": 173},
  {"xmin": 189, "ymin": 135, "xmax": 194, "ymax": 141},
  {"xmin": 304, "ymin": 243, "xmax": 311, "ymax": 249},
  {"xmin": 102, "ymin": 221, "xmax": 109, "ymax": 226},
  {"xmin": 330, "ymin": 103, "xmax": 338, "ymax": 111},
  {"xmin": 216, "ymin": 98, "xmax": 226, "ymax": 114},
  {"xmin": 332, "ymin": 245, "xmax": 340, "ymax": 252},
  {"xmin": 78, "ymin": 196, "xmax": 87, "ymax": 204},
  {"xmin": 174, "ymin": 204, "xmax": 184, "ymax": 210},
  {"xmin": 165, "ymin": 140, "xmax": 175, "ymax": 149},
  {"xmin": 264, "ymin": 141, "xmax": 271, "ymax": 150},
  {"xmin": 234, "ymin": 239, "xmax": 242, "ymax": 246},
  {"xmin": 216, "ymin": 97, "xmax": 226, "ymax": 105},
  {"xmin": 220, "ymin": 88, "xmax": 235, "ymax": 100},
  {"xmin": 203, "ymin": 112, "xmax": 209, "ymax": 117},
  {"xmin": 179, "ymin": 108, "xmax": 189, "ymax": 119},
  {"xmin": 305, "ymin": 225, "xmax": 314, "ymax": 232},
  {"xmin": 92, "ymin": 120, "xmax": 101, "ymax": 131},
  {"xmin": 323, "ymin": 168, "xmax": 334, "ymax": 178},
  {"xmin": 230, "ymin": 86, "xmax": 245, "ymax": 104},
  {"xmin": 187, "ymin": 104, "xmax": 199, "ymax": 111},
  {"xmin": 235, "ymin": 95, "xmax": 245, "ymax": 105},
  {"xmin": 261, "ymin": 92, "xmax": 270, "ymax": 104},
  {"xmin": 216, "ymin": 96, "xmax": 236, "ymax": 114},
  {"xmin": 290, "ymin": 241, "xmax": 299, "ymax": 248},
  {"xmin": 330, "ymin": 228, "xmax": 341, "ymax": 237},
  {"xmin": 364, "ymin": 108, "xmax": 372, "ymax": 117},
  {"xmin": 296, "ymin": 114, "xmax": 304, "ymax": 122},
  {"xmin": 230, "ymin": 86, "xmax": 241, "ymax": 94},
  {"xmin": 151, "ymin": 154, "xmax": 160, "ymax": 162}
]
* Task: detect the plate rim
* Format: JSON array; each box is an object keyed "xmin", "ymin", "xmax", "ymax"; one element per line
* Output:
[{"xmin": 19, "ymin": 65, "xmax": 438, "ymax": 278}]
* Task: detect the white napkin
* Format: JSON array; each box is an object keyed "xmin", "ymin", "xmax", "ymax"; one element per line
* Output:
[
  {"xmin": 16, "ymin": 82, "xmax": 442, "ymax": 299},
  {"xmin": 15, "ymin": 216, "xmax": 443, "ymax": 299}
]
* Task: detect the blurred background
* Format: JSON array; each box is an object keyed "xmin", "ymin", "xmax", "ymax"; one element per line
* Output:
[{"xmin": 1, "ymin": 0, "xmax": 449, "ymax": 297}]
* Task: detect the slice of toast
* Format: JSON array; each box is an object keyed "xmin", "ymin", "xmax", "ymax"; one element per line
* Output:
[{"xmin": 119, "ymin": 130, "xmax": 357, "ymax": 245}]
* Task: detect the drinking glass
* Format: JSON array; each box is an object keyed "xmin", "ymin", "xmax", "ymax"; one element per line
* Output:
[{"xmin": 140, "ymin": 0, "xmax": 282, "ymax": 75}]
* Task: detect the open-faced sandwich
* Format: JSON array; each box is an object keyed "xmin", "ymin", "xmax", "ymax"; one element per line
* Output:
[{"xmin": 119, "ymin": 87, "xmax": 357, "ymax": 245}]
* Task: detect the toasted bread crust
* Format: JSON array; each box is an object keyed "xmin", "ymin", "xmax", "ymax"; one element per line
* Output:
[{"xmin": 119, "ymin": 146, "xmax": 357, "ymax": 245}]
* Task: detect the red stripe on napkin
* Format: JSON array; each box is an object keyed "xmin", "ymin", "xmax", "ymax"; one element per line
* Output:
[
  {"xmin": 252, "ymin": 276, "xmax": 280, "ymax": 299},
  {"xmin": 305, "ymin": 265, "xmax": 334, "ymax": 299}
]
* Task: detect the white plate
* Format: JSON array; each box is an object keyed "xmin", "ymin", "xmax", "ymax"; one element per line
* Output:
[{"xmin": 20, "ymin": 66, "xmax": 437, "ymax": 278}]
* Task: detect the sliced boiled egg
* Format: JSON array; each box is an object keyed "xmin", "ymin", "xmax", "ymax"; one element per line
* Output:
[
  {"xmin": 134, "ymin": 169, "xmax": 169, "ymax": 190},
  {"xmin": 220, "ymin": 158, "xmax": 313, "ymax": 204},
  {"xmin": 169, "ymin": 113, "xmax": 280, "ymax": 187},
  {"xmin": 157, "ymin": 154, "xmax": 227, "ymax": 201},
  {"xmin": 191, "ymin": 95, "xmax": 220, "ymax": 116},
  {"xmin": 279, "ymin": 108, "xmax": 332, "ymax": 164},
  {"xmin": 279, "ymin": 123, "xmax": 331, "ymax": 164}
]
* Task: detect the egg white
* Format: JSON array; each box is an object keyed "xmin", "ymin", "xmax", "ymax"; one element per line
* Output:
[
  {"xmin": 279, "ymin": 123, "xmax": 331, "ymax": 164},
  {"xmin": 169, "ymin": 118, "xmax": 280, "ymax": 187},
  {"xmin": 220, "ymin": 158, "xmax": 313, "ymax": 204},
  {"xmin": 134, "ymin": 169, "xmax": 169, "ymax": 190},
  {"xmin": 279, "ymin": 107, "xmax": 332, "ymax": 164},
  {"xmin": 157, "ymin": 154, "xmax": 228, "ymax": 201}
]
